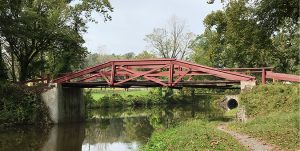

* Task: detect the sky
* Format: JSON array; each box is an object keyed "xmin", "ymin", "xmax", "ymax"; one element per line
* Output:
[{"xmin": 83, "ymin": 0, "xmax": 224, "ymax": 54}]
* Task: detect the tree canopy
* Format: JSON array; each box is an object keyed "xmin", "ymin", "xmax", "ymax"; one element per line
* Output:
[
  {"xmin": 192, "ymin": 0, "xmax": 299, "ymax": 73},
  {"xmin": 0, "ymin": 0, "xmax": 113, "ymax": 81}
]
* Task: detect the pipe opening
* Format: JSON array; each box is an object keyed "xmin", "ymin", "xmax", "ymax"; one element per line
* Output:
[{"xmin": 227, "ymin": 99, "xmax": 238, "ymax": 109}]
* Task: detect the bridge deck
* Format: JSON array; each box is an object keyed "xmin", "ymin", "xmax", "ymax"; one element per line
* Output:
[{"xmin": 61, "ymin": 80, "xmax": 240, "ymax": 89}]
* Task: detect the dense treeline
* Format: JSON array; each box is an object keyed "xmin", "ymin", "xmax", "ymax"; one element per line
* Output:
[
  {"xmin": 0, "ymin": 0, "xmax": 112, "ymax": 82},
  {"xmin": 192, "ymin": 0, "xmax": 299, "ymax": 73},
  {"xmin": 0, "ymin": 0, "xmax": 298, "ymax": 83}
]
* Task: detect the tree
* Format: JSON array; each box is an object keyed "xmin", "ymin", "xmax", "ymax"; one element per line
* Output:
[
  {"xmin": 144, "ymin": 16, "xmax": 195, "ymax": 60},
  {"xmin": 123, "ymin": 52, "xmax": 135, "ymax": 59},
  {"xmin": 192, "ymin": 0, "xmax": 299, "ymax": 73},
  {"xmin": 0, "ymin": 0, "xmax": 113, "ymax": 81},
  {"xmin": 135, "ymin": 51, "xmax": 156, "ymax": 59},
  {"xmin": 0, "ymin": 38, "xmax": 8, "ymax": 81}
]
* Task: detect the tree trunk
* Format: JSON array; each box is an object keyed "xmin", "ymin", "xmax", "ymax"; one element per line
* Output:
[
  {"xmin": 0, "ymin": 42, "xmax": 8, "ymax": 81},
  {"xmin": 19, "ymin": 59, "xmax": 29, "ymax": 82},
  {"xmin": 10, "ymin": 51, "xmax": 16, "ymax": 82}
]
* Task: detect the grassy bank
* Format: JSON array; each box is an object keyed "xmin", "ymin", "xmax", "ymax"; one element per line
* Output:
[
  {"xmin": 0, "ymin": 83, "xmax": 51, "ymax": 127},
  {"xmin": 229, "ymin": 84, "xmax": 300, "ymax": 150},
  {"xmin": 141, "ymin": 120, "xmax": 247, "ymax": 151},
  {"xmin": 90, "ymin": 89, "xmax": 149, "ymax": 100}
]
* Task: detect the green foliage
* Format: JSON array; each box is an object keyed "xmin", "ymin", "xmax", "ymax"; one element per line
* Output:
[
  {"xmin": 0, "ymin": 0, "xmax": 113, "ymax": 81},
  {"xmin": 255, "ymin": 0, "xmax": 299, "ymax": 35},
  {"xmin": 92, "ymin": 93, "xmax": 166, "ymax": 108},
  {"xmin": 0, "ymin": 84, "xmax": 51, "ymax": 126},
  {"xmin": 238, "ymin": 84, "xmax": 299, "ymax": 117},
  {"xmin": 85, "ymin": 88, "xmax": 205, "ymax": 108},
  {"xmin": 135, "ymin": 51, "xmax": 156, "ymax": 59},
  {"xmin": 84, "ymin": 50, "xmax": 157, "ymax": 68},
  {"xmin": 192, "ymin": 0, "xmax": 299, "ymax": 73},
  {"xmin": 141, "ymin": 120, "xmax": 247, "ymax": 151},
  {"xmin": 84, "ymin": 89, "xmax": 96, "ymax": 109}
]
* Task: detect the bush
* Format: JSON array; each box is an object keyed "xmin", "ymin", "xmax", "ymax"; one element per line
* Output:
[
  {"xmin": 239, "ymin": 83, "xmax": 299, "ymax": 117},
  {"xmin": 0, "ymin": 83, "xmax": 51, "ymax": 126}
]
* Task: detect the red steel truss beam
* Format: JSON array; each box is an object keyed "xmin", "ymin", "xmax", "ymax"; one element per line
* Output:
[
  {"xmin": 174, "ymin": 60, "xmax": 254, "ymax": 81},
  {"xmin": 144, "ymin": 76, "xmax": 168, "ymax": 87},
  {"xmin": 53, "ymin": 59, "xmax": 256, "ymax": 87},
  {"xmin": 53, "ymin": 62, "xmax": 112, "ymax": 83},
  {"xmin": 173, "ymin": 69, "xmax": 191, "ymax": 86},
  {"xmin": 114, "ymin": 65, "xmax": 168, "ymax": 86},
  {"xmin": 169, "ymin": 63, "xmax": 174, "ymax": 86},
  {"xmin": 79, "ymin": 73, "xmax": 102, "ymax": 82}
]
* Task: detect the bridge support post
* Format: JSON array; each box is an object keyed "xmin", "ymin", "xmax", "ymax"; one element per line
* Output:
[{"xmin": 41, "ymin": 84, "xmax": 85, "ymax": 123}]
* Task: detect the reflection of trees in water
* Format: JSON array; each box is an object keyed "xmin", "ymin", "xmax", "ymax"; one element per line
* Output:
[
  {"xmin": 123, "ymin": 117, "xmax": 153, "ymax": 142},
  {"xmin": 85, "ymin": 102, "xmax": 225, "ymax": 145},
  {"xmin": 84, "ymin": 116, "xmax": 153, "ymax": 145},
  {"xmin": 0, "ymin": 126, "xmax": 50, "ymax": 151},
  {"xmin": 0, "ymin": 100, "xmax": 226, "ymax": 151}
]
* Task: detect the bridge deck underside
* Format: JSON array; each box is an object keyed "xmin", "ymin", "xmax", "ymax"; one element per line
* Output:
[{"xmin": 61, "ymin": 80, "xmax": 240, "ymax": 89}]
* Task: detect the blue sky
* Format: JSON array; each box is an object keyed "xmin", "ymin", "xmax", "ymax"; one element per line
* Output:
[{"xmin": 83, "ymin": 0, "xmax": 223, "ymax": 54}]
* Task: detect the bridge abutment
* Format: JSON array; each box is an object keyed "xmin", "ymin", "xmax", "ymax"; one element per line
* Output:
[
  {"xmin": 41, "ymin": 84, "xmax": 85, "ymax": 123},
  {"xmin": 240, "ymin": 80, "xmax": 256, "ymax": 90}
]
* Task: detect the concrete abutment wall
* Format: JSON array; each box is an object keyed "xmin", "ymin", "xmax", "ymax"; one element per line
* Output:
[{"xmin": 41, "ymin": 84, "xmax": 85, "ymax": 123}]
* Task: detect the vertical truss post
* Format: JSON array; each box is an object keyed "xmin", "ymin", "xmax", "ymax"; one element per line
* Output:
[
  {"xmin": 169, "ymin": 62, "xmax": 174, "ymax": 87},
  {"xmin": 125, "ymin": 66, "xmax": 130, "ymax": 79},
  {"xmin": 262, "ymin": 68, "xmax": 266, "ymax": 84},
  {"xmin": 110, "ymin": 62, "xmax": 116, "ymax": 86}
]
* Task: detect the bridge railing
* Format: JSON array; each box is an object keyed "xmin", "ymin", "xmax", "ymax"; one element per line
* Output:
[{"xmin": 222, "ymin": 67, "xmax": 300, "ymax": 84}]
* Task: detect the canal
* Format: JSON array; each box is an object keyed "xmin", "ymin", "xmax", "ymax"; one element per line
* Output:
[{"xmin": 0, "ymin": 98, "xmax": 225, "ymax": 151}]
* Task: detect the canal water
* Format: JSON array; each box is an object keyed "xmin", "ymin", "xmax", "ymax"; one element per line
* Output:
[{"xmin": 0, "ymin": 100, "xmax": 224, "ymax": 151}]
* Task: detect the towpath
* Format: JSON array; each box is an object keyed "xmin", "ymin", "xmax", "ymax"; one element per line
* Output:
[{"xmin": 217, "ymin": 123, "xmax": 282, "ymax": 151}]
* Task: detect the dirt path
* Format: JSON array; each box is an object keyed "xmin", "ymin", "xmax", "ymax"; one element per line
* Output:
[{"xmin": 217, "ymin": 123, "xmax": 281, "ymax": 151}]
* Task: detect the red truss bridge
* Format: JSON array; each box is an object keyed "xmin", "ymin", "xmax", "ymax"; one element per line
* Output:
[{"xmin": 52, "ymin": 59, "xmax": 257, "ymax": 89}]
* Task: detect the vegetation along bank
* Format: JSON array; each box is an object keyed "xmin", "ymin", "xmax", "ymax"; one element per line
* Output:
[
  {"xmin": 142, "ymin": 83, "xmax": 299, "ymax": 150},
  {"xmin": 229, "ymin": 84, "xmax": 299, "ymax": 150}
]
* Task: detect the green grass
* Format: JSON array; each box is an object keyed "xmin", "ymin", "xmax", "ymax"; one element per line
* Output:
[
  {"xmin": 141, "ymin": 120, "xmax": 247, "ymax": 151},
  {"xmin": 90, "ymin": 89, "xmax": 149, "ymax": 100},
  {"xmin": 229, "ymin": 83, "xmax": 300, "ymax": 150},
  {"xmin": 229, "ymin": 111, "xmax": 299, "ymax": 150},
  {"xmin": 238, "ymin": 83, "xmax": 299, "ymax": 117},
  {"xmin": 224, "ymin": 108, "xmax": 238, "ymax": 118}
]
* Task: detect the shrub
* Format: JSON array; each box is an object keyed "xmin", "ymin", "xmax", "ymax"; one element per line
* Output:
[
  {"xmin": 0, "ymin": 83, "xmax": 51, "ymax": 126},
  {"xmin": 239, "ymin": 83, "xmax": 299, "ymax": 117}
]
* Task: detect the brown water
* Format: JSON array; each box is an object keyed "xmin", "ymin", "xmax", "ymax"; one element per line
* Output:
[{"xmin": 0, "ymin": 102, "xmax": 224, "ymax": 151}]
